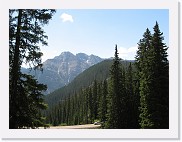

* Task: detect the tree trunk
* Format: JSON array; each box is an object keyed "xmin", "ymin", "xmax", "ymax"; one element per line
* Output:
[{"xmin": 9, "ymin": 9, "xmax": 22, "ymax": 129}]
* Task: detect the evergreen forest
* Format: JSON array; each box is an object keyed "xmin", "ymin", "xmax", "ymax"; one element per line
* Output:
[{"xmin": 9, "ymin": 9, "xmax": 169, "ymax": 129}]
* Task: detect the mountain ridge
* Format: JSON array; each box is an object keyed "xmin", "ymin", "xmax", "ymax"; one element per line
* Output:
[
  {"xmin": 45, "ymin": 59, "xmax": 113, "ymax": 107},
  {"xmin": 45, "ymin": 59, "xmax": 133, "ymax": 107},
  {"xmin": 22, "ymin": 51, "xmax": 103, "ymax": 94}
]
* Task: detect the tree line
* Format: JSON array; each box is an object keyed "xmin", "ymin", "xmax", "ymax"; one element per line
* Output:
[
  {"xmin": 45, "ymin": 59, "xmax": 113, "ymax": 108},
  {"xmin": 45, "ymin": 22, "xmax": 169, "ymax": 129},
  {"xmin": 45, "ymin": 60, "xmax": 139, "ymax": 128},
  {"xmin": 45, "ymin": 80, "xmax": 108, "ymax": 126}
]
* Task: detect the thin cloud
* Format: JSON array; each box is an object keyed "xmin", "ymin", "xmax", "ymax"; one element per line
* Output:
[
  {"xmin": 118, "ymin": 46, "xmax": 138, "ymax": 60},
  {"xmin": 60, "ymin": 13, "xmax": 73, "ymax": 23}
]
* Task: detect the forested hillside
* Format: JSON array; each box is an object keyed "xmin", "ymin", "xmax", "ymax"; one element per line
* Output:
[
  {"xmin": 45, "ymin": 59, "xmax": 132, "ymax": 107},
  {"xmin": 44, "ymin": 58, "xmax": 135, "ymax": 126},
  {"xmin": 44, "ymin": 22, "xmax": 169, "ymax": 129},
  {"xmin": 44, "ymin": 59, "xmax": 111, "ymax": 107}
]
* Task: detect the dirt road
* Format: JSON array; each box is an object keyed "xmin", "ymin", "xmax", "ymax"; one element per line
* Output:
[{"xmin": 46, "ymin": 124, "xmax": 101, "ymax": 129}]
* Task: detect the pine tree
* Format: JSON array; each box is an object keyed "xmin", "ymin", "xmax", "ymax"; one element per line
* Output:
[
  {"xmin": 136, "ymin": 28, "xmax": 154, "ymax": 128},
  {"xmin": 126, "ymin": 63, "xmax": 133, "ymax": 97},
  {"xmin": 22, "ymin": 74, "xmax": 48, "ymax": 128},
  {"xmin": 125, "ymin": 63, "xmax": 139, "ymax": 128},
  {"xmin": 119, "ymin": 66, "xmax": 128, "ymax": 128},
  {"xmin": 136, "ymin": 23, "xmax": 169, "ymax": 129},
  {"xmin": 106, "ymin": 45, "xmax": 126, "ymax": 128},
  {"xmin": 98, "ymin": 80, "xmax": 108, "ymax": 123},
  {"xmin": 149, "ymin": 22, "xmax": 169, "ymax": 128},
  {"xmin": 9, "ymin": 9, "xmax": 56, "ymax": 129}
]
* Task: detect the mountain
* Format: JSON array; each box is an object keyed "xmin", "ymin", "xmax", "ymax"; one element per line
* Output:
[
  {"xmin": 45, "ymin": 59, "xmax": 133, "ymax": 107},
  {"xmin": 45, "ymin": 59, "xmax": 113, "ymax": 107},
  {"xmin": 22, "ymin": 52, "xmax": 103, "ymax": 94}
]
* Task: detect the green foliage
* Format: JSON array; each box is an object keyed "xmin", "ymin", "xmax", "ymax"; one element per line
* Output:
[
  {"xmin": 106, "ymin": 45, "xmax": 130, "ymax": 129},
  {"xmin": 93, "ymin": 80, "xmax": 98, "ymax": 120},
  {"xmin": 60, "ymin": 123, "xmax": 67, "ymax": 126},
  {"xmin": 45, "ymin": 59, "xmax": 113, "ymax": 107},
  {"xmin": 9, "ymin": 9, "xmax": 56, "ymax": 129},
  {"xmin": 135, "ymin": 22, "xmax": 169, "ymax": 129},
  {"xmin": 106, "ymin": 45, "xmax": 123, "ymax": 128},
  {"xmin": 136, "ymin": 28, "xmax": 154, "ymax": 128},
  {"xmin": 45, "ymin": 58, "xmax": 135, "ymax": 127},
  {"xmin": 126, "ymin": 63, "xmax": 140, "ymax": 128},
  {"xmin": 98, "ymin": 80, "xmax": 108, "ymax": 122}
]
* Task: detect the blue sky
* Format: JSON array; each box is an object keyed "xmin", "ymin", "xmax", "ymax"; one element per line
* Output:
[{"xmin": 40, "ymin": 9, "xmax": 169, "ymax": 62}]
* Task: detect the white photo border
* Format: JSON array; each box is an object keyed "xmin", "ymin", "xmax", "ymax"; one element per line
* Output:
[{"xmin": 0, "ymin": 0, "xmax": 179, "ymax": 139}]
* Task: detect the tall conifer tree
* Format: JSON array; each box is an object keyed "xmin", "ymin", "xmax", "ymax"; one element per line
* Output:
[
  {"xmin": 136, "ymin": 23, "xmax": 169, "ymax": 129},
  {"xmin": 136, "ymin": 28, "xmax": 154, "ymax": 128},
  {"xmin": 149, "ymin": 22, "xmax": 169, "ymax": 128},
  {"xmin": 106, "ymin": 45, "xmax": 127, "ymax": 128},
  {"xmin": 9, "ymin": 9, "xmax": 56, "ymax": 129},
  {"xmin": 125, "ymin": 63, "xmax": 139, "ymax": 128}
]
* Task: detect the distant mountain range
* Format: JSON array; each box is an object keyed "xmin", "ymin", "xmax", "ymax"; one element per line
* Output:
[
  {"xmin": 45, "ymin": 59, "xmax": 133, "ymax": 107},
  {"xmin": 22, "ymin": 52, "xmax": 103, "ymax": 94}
]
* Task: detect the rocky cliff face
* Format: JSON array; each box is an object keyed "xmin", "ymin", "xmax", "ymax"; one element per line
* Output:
[{"xmin": 23, "ymin": 52, "xmax": 103, "ymax": 94}]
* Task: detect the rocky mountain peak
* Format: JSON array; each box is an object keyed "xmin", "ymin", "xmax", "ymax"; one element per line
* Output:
[
  {"xmin": 22, "ymin": 51, "xmax": 103, "ymax": 94},
  {"xmin": 53, "ymin": 51, "xmax": 75, "ymax": 60}
]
